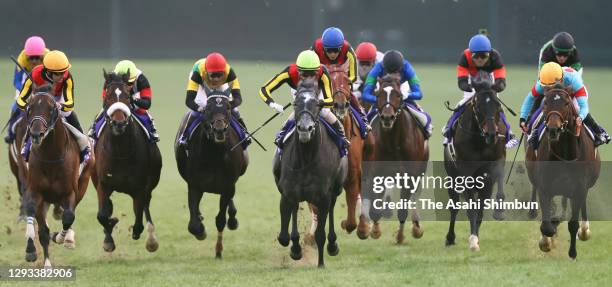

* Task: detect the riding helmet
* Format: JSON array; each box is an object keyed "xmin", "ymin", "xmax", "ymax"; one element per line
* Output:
[{"xmin": 382, "ymin": 50, "xmax": 404, "ymax": 73}]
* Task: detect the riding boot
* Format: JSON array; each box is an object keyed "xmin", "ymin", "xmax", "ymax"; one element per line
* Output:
[
  {"xmin": 65, "ymin": 112, "xmax": 84, "ymax": 133},
  {"xmin": 274, "ymin": 120, "xmax": 290, "ymax": 148},
  {"xmin": 4, "ymin": 107, "xmax": 21, "ymax": 144},
  {"xmin": 63, "ymin": 112, "xmax": 90, "ymax": 164},
  {"xmin": 88, "ymin": 109, "xmax": 104, "ymax": 139},
  {"xmin": 146, "ymin": 112, "xmax": 160, "ymax": 143},
  {"xmin": 179, "ymin": 113, "xmax": 198, "ymax": 148},
  {"xmin": 332, "ymin": 120, "xmax": 351, "ymax": 148},
  {"xmin": 583, "ymin": 114, "xmax": 611, "ymax": 146},
  {"xmin": 349, "ymin": 94, "xmax": 371, "ymax": 132}
]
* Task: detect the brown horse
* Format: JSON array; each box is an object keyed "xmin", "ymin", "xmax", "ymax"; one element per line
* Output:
[
  {"xmin": 365, "ymin": 75, "xmax": 428, "ymax": 244},
  {"xmin": 525, "ymin": 87, "xmax": 599, "ymax": 259},
  {"xmin": 91, "ymin": 71, "xmax": 162, "ymax": 253},
  {"xmin": 8, "ymin": 91, "xmax": 63, "ymax": 222},
  {"xmin": 23, "ymin": 91, "xmax": 94, "ymax": 267},
  {"xmin": 175, "ymin": 88, "xmax": 248, "ymax": 259},
  {"xmin": 327, "ymin": 63, "xmax": 375, "ymax": 238}
]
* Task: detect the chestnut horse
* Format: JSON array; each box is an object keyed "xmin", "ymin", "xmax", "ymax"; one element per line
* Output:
[
  {"xmin": 525, "ymin": 87, "xmax": 599, "ymax": 259},
  {"xmin": 327, "ymin": 63, "xmax": 375, "ymax": 238},
  {"xmin": 91, "ymin": 71, "xmax": 162, "ymax": 253},
  {"xmin": 366, "ymin": 75, "xmax": 428, "ymax": 244},
  {"xmin": 22, "ymin": 91, "xmax": 94, "ymax": 267}
]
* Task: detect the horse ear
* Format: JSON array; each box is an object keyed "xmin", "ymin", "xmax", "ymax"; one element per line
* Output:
[
  {"xmin": 123, "ymin": 68, "xmax": 131, "ymax": 83},
  {"xmin": 103, "ymin": 68, "xmax": 109, "ymax": 82}
]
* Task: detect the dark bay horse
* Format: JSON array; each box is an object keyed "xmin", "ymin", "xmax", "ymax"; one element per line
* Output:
[
  {"xmin": 91, "ymin": 71, "xmax": 162, "ymax": 253},
  {"xmin": 443, "ymin": 71, "xmax": 506, "ymax": 251},
  {"xmin": 327, "ymin": 63, "xmax": 375, "ymax": 238},
  {"xmin": 364, "ymin": 75, "xmax": 428, "ymax": 244},
  {"xmin": 273, "ymin": 80, "xmax": 347, "ymax": 268},
  {"xmin": 23, "ymin": 91, "xmax": 94, "ymax": 267},
  {"xmin": 525, "ymin": 87, "xmax": 599, "ymax": 259},
  {"xmin": 175, "ymin": 88, "xmax": 248, "ymax": 259}
]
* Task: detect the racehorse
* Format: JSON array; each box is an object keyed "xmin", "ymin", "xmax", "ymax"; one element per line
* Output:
[
  {"xmin": 22, "ymin": 90, "xmax": 94, "ymax": 267},
  {"xmin": 8, "ymin": 87, "xmax": 63, "ymax": 222},
  {"xmin": 175, "ymin": 88, "xmax": 248, "ymax": 259},
  {"xmin": 443, "ymin": 70, "xmax": 506, "ymax": 251},
  {"xmin": 91, "ymin": 71, "xmax": 162, "ymax": 253},
  {"xmin": 525, "ymin": 86, "xmax": 599, "ymax": 259},
  {"xmin": 366, "ymin": 74, "xmax": 428, "ymax": 244},
  {"xmin": 273, "ymin": 79, "xmax": 347, "ymax": 267},
  {"xmin": 327, "ymin": 63, "xmax": 375, "ymax": 238}
]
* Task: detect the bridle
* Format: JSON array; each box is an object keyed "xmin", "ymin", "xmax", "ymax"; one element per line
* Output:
[
  {"xmin": 27, "ymin": 92, "xmax": 60, "ymax": 140},
  {"xmin": 469, "ymin": 92, "xmax": 501, "ymax": 138},
  {"xmin": 376, "ymin": 84, "xmax": 403, "ymax": 119},
  {"xmin": 204, "ymin": 94, "xmax": 231, "ymax": 135}
]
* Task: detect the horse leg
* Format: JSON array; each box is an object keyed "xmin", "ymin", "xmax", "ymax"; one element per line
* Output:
[
  {"xmin": 528, "ymin": 186, "xmax": 538, "ymax": 219},
  {"xmin": 227, "ymin": 199, "xmax": 239, "ymax": 230},
  {"xmin": 215, "ymin": 188, "xmax": 233, "ymax": 259},
  {"xmin": 341, "ymin": 170, "xmax": 359, "ymax": 234},
  {"xmin": 131, "ymin": 193, "xmax": 145, "ymax": 240},
  {"xmin": 35, "ymin": 202, "xmax": 51, "ymax": 267},
  {"xmin": 411, "ymin": 209, "xmax": 423, "ymax": 239},
  {"xmin": 561, "ymin": 196, "xmax": 569, "ymax": 221},
  {"xmin": 52, "ymin": 193, "xmax": 76, "ymax": 249},
  {"xmin": 327, "ymin": 194, "xmax": 339, "ymax": 256},
  {"xmin": 466, "ymin": 193, "xmax": 480, "ymax": 251},
  {"xmin": 577, "ymin": 201, "xmax": 591, "ymax": 241},
  {"xmin": 315, "ymin": 199, "xmax": 330, "ymax": 268},
  {"xmin": 369, "ymin": 200, "xmax": 382, "ymax": 240},
  {"xmin": 187, "ymin": 184, "xmax": 206, "ymax": 240},
  {"xmin": 52, "ymin": 204, "xmax": 63, "ymax": 221},
  {"xmin": 357, "ymin": 195, "xmax": 371, "ymax": 240},
  {"xmin": 289, "ymin": 203, "xmax": 302, "ymax": 260},
  {"xmin": 304, "ymin": 204, "xmax": 318, "ymax": 246},
  {"xmin": 568, "ymin": 194, "xmax": 584, "ymax": 260},
  {"xmin": 538, "ymin": 193, "xmax": 554, "ymax": 252},
  {"xmin": 96, "ymin": 188, "xmax": 118, "ymax": 252},
  {"xmin": 492, "ymin": 173, "xmax": 505, "ymax": 221},
  {"xmin": 396, "ymin": 189, "xmax": 409, "ymax": 244},
  {"xmin": 445, "ymin": 190, "xmax": 460, "ymax": 246},
  {"xmin": 24, "ymin": 191, "xmax": 40, "ymax": 262},
  {"xmin": 144, "ymin": 192, "xmax": 159, "ymax": 252},
  {"xmin": 277, "ymin": 195, "xmax": 293, "ymax": 247}
]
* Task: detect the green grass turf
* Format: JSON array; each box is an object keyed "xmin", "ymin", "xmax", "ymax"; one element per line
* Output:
[{"xmin": 1, "ymin": 60, "xmax": 612, "ymax": 286}]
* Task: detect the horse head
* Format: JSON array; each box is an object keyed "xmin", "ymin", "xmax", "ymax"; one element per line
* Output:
[
  {"xmin": 294, "ymin": 79, "xmax": 321, "ymax": 143},
  {"xmin": 328, "ymin": 62, "xmax": 351, "ymax": 120},
  {"xmin": 543, "ymin": 85, "xmax": 576, "ymax": 142},
  {"xmin": 471, "ymin": 89, "xmax": 503, "ymax": 145},
  {"xmin": 103, "ymin": 69, "xmax": 133, "ymax": 136},
  {"xmin": 203, "ymin": 87, "xmax": 232, "ymax": 143},
  {"xmin": 27, "ymin": 89, "xmax": 60, "ymax": 146},
  {"xmin": 376, "ymin": 74, "xmax": 402, "ymax": 130}
]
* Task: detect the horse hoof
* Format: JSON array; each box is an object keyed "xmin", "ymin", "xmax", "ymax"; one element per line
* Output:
[
  {"xmin": 445, "ymin": 239, "xmax": 455, "ymax": 247},
  {"xmin": 146, "ymin": 238, "xmax": 159, "ymax": 252},
  {"xmin": 357, "ymin": 229, "xmax": 370, "ymax": 240},
  {"xmin": 396, "ymin": 232, "xmax": 405, "ymax": 245},
  {"xmin": 303, "ymin": 233, "xmax": 316, "ymax": 247},
  {"xmin": 25, "ymin": 252, "xmax": 37, "ymax": 262},
  {"xmin": 370, "ymin": 228, "xmax": 381, "ymax": 240},
  {"xmin": 215, "ymin": 252, "xmax": 222, "ymax": 259},
  {"xmin": 411, "ymin": 226, "xmax": 424, "ymax": 239},
  {"xmin": 64, "ymin": 240, "xmax": 75, "ymax": 249},
  {"xmin": 188, "ymin": 222, "xmax": 206, "ymax": 240},
  {"xmin": 227, "ymin": 217, "xmax": 239, "ymax": 230},
  {"xmin": 44, "ymin": 258, "xmax": 52, "ymax": 268},
  {"xmin": 327, "ymin": 243, "xmax": 339, "ymax": 256},
  {"xmin": 290, "ymin": 245, "xmax": 302, "ymax": 261},
  {"xmin": 103, "ymin": 240, "xmax": 116, "ymax": 252},
  {"xmin": 51, "ymin": 232, "xmax": 64, "ymax": 244},
  {"xmin": 492, "ymin": 210, "xmax": 505, "ymax": 221},
  {"xmin": 341, "ymin": 220, "xmax": 357, "ymax": 234},
  {"xmin": 578, "ymin": 228, "xmax": 591, "ymax": 241},
  {"xmin": 64, "ymin": 229, "xmax": 75, "ymax": 249},
  {"xmin": 277, "ymin": 234, "xmax": 290, "ymax": 247},
  {"xmin": 539, "ymin": 236, "xmax": 552, "ymax": 252},
  {"xmin": 468, "ymin": 235, "xmax": 480, "ymax": 252}
]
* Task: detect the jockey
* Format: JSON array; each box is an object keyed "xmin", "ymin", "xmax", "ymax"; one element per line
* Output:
[
  {"xmin": 259, "ymin": 50, "xmax": 349, "ymax": 147},
  {"xmin": 17, "ymin": 50, "xmax": 91, "ymax": 165},
  {"xmin": 361, "ymin": 50, "xmax": 432, "ymax": 137},
  {"xmin": 519, "ymin": 62, "xmax": 610, "ymax": 147},
  {"xmin": 178, "ymin": 52, "xmax": 245, "ymax": 147},
  {"xmin": 4, "ymin": 36, "xmax": 49, "ymax": 144},
  {"xmin": 88, "ymin": 60, "xmax": 159, "ymax": 143},
  {"xmin": 539, "ymin": 32, "xmax": 582, "ymax": 75},
  {"xmin": 311, "ymin": 27, "xmax": 370, "ymax": 131},
  {"xmin": 441, "ymin": 34, "xmax": 517, "ymax": 147}
]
